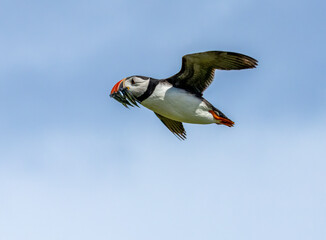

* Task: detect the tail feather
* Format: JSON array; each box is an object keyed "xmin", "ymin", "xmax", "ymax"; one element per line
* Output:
[{"xmin": 209, "ymin": 110, "xmax": 234, "ymax": 127}]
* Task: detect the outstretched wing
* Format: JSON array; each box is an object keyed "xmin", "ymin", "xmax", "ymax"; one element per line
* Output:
[
  {"xmin": 167, "ymin": 51, "xmax": 258, "ymax": 95},
  {"xmin": 154, "ymin": 113, "xmax": 187, "ymax": 140}
]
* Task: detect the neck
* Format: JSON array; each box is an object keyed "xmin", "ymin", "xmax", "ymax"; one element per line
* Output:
[{"xmin": 136, "ymin": 78, "xmax": 160, "ymax": 102}]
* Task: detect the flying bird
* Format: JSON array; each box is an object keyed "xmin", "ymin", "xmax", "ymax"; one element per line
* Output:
[{"xmin": 110, "ymin": 51, "xmax": 258, "ymax": 140}]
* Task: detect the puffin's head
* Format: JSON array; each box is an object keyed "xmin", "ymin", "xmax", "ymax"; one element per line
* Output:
[{"xmin": 110, "ymin": 76, "xmax": 150, "ymax": 108}]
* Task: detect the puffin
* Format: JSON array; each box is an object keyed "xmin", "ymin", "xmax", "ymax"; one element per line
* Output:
[{"xmin": 110, "ymin": 51, "xmax": 258, "ymax": 140}]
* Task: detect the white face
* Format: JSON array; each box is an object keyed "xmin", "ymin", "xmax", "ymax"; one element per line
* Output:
[{"xmin": 124, "ymin": 76, "xmax": 150, "ymax": 98}]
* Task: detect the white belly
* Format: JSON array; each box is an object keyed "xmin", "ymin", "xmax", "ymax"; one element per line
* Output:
[{"xmin": 141, "ymin": 84, "xmax": 215, "ymax": 124}]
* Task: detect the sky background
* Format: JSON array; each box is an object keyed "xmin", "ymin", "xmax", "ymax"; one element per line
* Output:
[{"xmin": 1, "ymin": 0, "xmax": 326, "ymax": 239}]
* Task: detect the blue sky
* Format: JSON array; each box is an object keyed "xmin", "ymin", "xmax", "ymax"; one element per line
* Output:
[{"xmin": 1, "ymin": 0, "xmax": 326, "ymax": 239}]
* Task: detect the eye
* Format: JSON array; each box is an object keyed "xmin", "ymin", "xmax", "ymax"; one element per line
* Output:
[{"xmin": 131, "ymin": 79, "xmax": 135, "ymax": 85}]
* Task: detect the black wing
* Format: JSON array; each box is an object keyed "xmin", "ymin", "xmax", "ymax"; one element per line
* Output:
[
  {"xmin": 167, "ymin": 51, "xmax": 258, "ymax": 95},
  {"xmin": 154, "ymin": 113, "xmax": 187, "ymax": 140}
]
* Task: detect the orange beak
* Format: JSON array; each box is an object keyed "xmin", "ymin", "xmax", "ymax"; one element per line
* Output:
[
  {"xmin": 110, "ymin": 78, "xmax": 126, "ymax": 95},
  {"xmin": 110, "ymin": 77, "xmax": 139, "ymax": 108}
]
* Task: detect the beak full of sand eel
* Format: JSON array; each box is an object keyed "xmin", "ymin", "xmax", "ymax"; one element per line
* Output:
[{"xmin": 110, "ymin": 78, "xmax": 139, "ymax": 108}]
